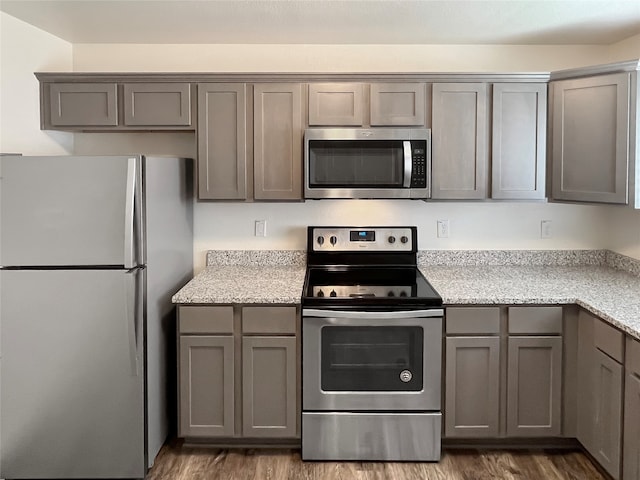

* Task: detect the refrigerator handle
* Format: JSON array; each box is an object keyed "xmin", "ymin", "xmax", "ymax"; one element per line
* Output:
[
  {"xmin": 125, "ymin": 272, "xmax": 140, "ymax": 377},
  {"xmin": 124, "ymin": 157, "xmax": 137, "ymax": 269}
]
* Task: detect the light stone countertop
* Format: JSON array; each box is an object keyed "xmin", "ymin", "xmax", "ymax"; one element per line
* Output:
[{"xmin": 172, "ymin": 250, "xmax": 640, "ymax": 341}]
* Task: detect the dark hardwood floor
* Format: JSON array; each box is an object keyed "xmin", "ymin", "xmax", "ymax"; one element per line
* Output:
[{"xmin": 146, "ymin": 439, "xmax": 607, "ymax": 479}]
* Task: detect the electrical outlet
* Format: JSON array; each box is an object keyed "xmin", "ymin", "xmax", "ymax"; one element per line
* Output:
[
  {"xmin": 255, "ymin": 220, "xmax": 267, "ymax": 237},
  {"xmin": 541, "ymin": 220, "xmax": 552, "ymax": 239},
  {"xmin": 437, "ymin": 220, "xmax": 449, "ymax": 238}
]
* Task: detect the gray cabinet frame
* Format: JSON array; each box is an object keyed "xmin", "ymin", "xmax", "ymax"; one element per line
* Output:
[
  {"xmin": 492, "ymin": 83, "xmax": 547, "ymax": 200},
  {"xmin": 431, "ymin": 83, "xmax": 489, "ymax": 199},
  {"xmin": 624, "ymin": 365, "xmax": 640, "ymax": 480},
  {"xmin": 197, "ymin": 83, "xmax": 247, "ymax": 200}
]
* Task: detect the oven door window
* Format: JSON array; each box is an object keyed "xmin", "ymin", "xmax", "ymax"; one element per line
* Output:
[
  {"xmin": 308, "ymin": 140, "xmax": 404, "ymax": 188},
  {"xmin": 320, "ymin": 326, "xmax": 423, "ymax": 391}
]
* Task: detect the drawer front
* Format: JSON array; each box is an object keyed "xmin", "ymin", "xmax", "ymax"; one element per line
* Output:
[
  {"xmin": 627, "ymin": 337, "xmax": 640, "ymax": 376},
  {"xmin": 594, "ymin": 317, "xmax": 624, "ymax": 363},
  {"xmin": 179, "ymin": 306, "xmax": 234, "ymax": 334},
  {"xmin": 446, "ymin": 307, "xmax": 500, "ymax": 335},
  {"xmin": 242, "ymin": 306, "xmax": 297, "ymax": 334},
  {"xmin": 508, "ymin": 306, "xmax": 563, "ymax": 334}
]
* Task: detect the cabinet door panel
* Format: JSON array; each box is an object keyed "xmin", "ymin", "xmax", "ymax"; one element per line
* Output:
[
  {"xmin": 179, "ymin": 336, "xmax": 234, "ymax": 437},
  {"xmin": 308, "ymin": 83, "xmax": 364, "ymax": 126},
  {"xmin": 370, "ymin": 83, "xmax": 426, "ymax": 126},
  {"xmin": 551, "ymin": 73, "xmax": 629, "ymax": 204},
  {"xmin": 49, "ymin": 83, "xmax": 118, "ymax": 126},
  {"xmin": 123, "ymin": 83, "xmax": 191, "ymax": 126},
  {"xmin": 242, "ymin": 336, "xmax": 297, "ymax": 437},
  {"xmin": 624, "ymin": 373, "xmax": 640, "ymax": 480},
  {"xmin": 592, "ymin": 348, "xmax": 623, "ymax": 479},
  {"xmin": 253, "ymin": 83, "xmax": 303, "ymax": 200},
  {"xmin": 432, "ymin": 83, "xmax": 488, "ymax": 199},
  {"xmin": 492, "ymin": 83, "xmax": 547, "ymax": 200},
  {"xmin": 198, "ymin": 83, "xmax": 247, "ymax": 199},
  {"xmin": 445, "ymin": 336, "xmax": 500, "ymax": 437},
  {"xmin": 507, "ymin": 336, "xmax": 562, "ymax": 437}
]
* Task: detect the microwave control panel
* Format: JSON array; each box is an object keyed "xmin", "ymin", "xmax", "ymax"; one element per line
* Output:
[{"xmin": 410, "ymin": 143, "xmax": 427, "ymax": 188}]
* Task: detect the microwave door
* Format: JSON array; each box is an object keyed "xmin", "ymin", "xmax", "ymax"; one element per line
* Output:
[{"xmin": 403, "ymin": 141, "xmax": 412, "ymax": 188}]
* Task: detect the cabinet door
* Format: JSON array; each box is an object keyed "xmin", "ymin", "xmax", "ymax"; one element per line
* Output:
[
  {"xmin": 370, "ymin": 83, "xmax": 426, "ymax": 126},
  {"xmin": 624, "ymin": 372, "xmax": 640, "ymax": 480},
  {"xmin": 242, "ymin": 336, "xmax": 297, "ymax": 438},
  {"xmin": 308, "ymin": 83, "xmax": 364, "ymax": 126},
  {"xmin": 198, "ymin": 83, "xmax": 247, "ymax": 200},
  {"xmin": 253, "ymin": 83, "xmax": 303, "ymax": 200},
  {"xmin": 551, "ymin": 73, "xmax": 630, "ymax": 204},
  {"xmin": 123, "ymin": 83, "xmax": 192, "ymax": 126},
  {"xmin": 179, "ymin": 335, "xmax": 234, "ymax": 437},
  {"xmin": 592, "ymin": 348, "xmax": 624, "ymax": 479},
  {"xmin": 445, "ymin": 336, "xmax": 500, "ymax": 437},
  {"xmin": 492, "ymin": 83, "xmax": 547, "ymax": 200},
  {"xmin": 49, "ymin": 83, "xmax": 118, "ymax": 127},
  {"xmin": 506, "ymin": 336, "xmax": 562, "ymax": 437},
  {"xmin": 432, "ymin": 83, "xmax": 488, "ymax": 199}
]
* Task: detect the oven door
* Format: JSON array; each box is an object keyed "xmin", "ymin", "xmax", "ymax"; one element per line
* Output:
[{"xmin": 302, "ymin": 308, "xmax": 443, "ymax": 411}]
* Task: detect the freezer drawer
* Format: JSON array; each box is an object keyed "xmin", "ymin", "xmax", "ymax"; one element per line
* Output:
[{"xmin": 0, "ymin": 269, "xmax": 145, "ymax": 479}]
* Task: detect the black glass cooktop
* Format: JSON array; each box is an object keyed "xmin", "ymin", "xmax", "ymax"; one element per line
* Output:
[{"xmin": 302, "ymin": 266, "xmax": 442, "ymax": 308}]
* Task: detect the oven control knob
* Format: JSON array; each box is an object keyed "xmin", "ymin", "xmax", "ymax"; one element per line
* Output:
[
  {"xmin": 400, "ymin": 235, "xmax": 409, "ymax": 244},
  {"xmin": 330, "ymin": 236, "xmax": 338, "ymax": 246},
  {"xmin": 330, "ymin": 290, "xmax": 337, "ymax": 297},
  {"xmin": 400, "ymin": 370, "xmax": 413, "ymax": 383},
  {"xmin": 317, "ymin": 290, "xmax": 324, "ymax": 297},
  {"xmin": 399, "ymin": 291, "xmax": 407, "ymax": 297},
  {"xmin": 387, "ymin": 291, "xmax": 395, "ymax": 297},
  {"xmin": 317, "ymin": 236, "xmax": 325, "ymax": 245},
  {"xmin": 388, "ymin": 236, "xmax": 396, "ymax": 244}
]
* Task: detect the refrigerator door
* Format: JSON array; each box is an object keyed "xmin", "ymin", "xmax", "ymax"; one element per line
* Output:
[
  {"xmin": 0, "ymin": 268, "xmax": 145, "ymax": 479},
  {"xmin": 0, "ymin": 155, "xmax": 142, "ymax": 268}
]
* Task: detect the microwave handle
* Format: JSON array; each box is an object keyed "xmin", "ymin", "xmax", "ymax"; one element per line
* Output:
[{"xmin": 403, "ymin": 140, "xmax": 412, "ymax": 188}]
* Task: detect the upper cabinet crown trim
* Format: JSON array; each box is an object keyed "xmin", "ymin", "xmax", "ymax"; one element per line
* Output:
[{"xmin": 550, "ymin": 59, "xmax": 640, "ymax": 81}]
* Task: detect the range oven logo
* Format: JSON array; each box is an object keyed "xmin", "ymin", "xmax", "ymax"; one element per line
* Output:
[{"xmin": 360, "ymin": 131, "xmax": 373, "ymax": 137}]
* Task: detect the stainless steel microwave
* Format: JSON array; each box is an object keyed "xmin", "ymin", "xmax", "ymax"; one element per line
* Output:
[{"xmin": 304, "ymin": 128, "xmax": 431, "ymax": 199}]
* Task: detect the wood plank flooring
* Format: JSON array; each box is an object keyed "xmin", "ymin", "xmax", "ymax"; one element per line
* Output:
[{"xmin": 146, "ymin": 440, "xmax": 607, "ymax": 480}]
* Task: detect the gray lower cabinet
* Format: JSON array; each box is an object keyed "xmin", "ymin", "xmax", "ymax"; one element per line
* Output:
[
  {"xmin": 624, "ymin": 336, "xmax": 640, "ymax": 480},
  {"xmin": 253, "ymin": 83, "xmax": 303, "ymax": 200},
  {"xmin": 445, "ymin": 336, "xmax": 500, "ymax": 437},
  {"xmin": 242, "ymin": 336, "xmax": 296, "ymax": 437},
  {"xmin": 550, "ymin": 72, "xmax": 631, "ymax": 204},
  {"xmin": 491, "ymin": 83, "xmax": 547, "ymax": 200},
  {"xmin": 197, "ymin": 83, "xmax": 247, "ymax": 200},
  {"xmin": 431, "ymin": 83, "xmax": 489, "ymax": 199},
  {"xmin": 178, "ymin": 305, "xmax": 299, "ymax": 441},
  {"xmin": 506, "ymin": 336, "xmax": 562, "ymax": 436},
  {"xmin": 179, "ymin": 335, "xmax": 235, "ymax": 437}
]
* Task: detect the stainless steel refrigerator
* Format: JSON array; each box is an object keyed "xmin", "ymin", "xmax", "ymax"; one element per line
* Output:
[{"xmin": 0, "ymin": 155, "xmax": 193, "ymax": 479}]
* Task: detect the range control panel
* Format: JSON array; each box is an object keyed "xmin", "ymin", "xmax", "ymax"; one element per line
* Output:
[{"xmin": 311, "ymin": 227, "xmax": 414, "ymax": 252}]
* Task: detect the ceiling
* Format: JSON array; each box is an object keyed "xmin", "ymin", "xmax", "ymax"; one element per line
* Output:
[{"xmin": 1, "ymin": 0, "xmax": 640, "ymax": 45}]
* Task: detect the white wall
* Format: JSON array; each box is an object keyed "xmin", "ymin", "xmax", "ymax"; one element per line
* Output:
[
  {"xmin": 608, "ymin": 32, "xmax": 640, "ymax": 61},
  {"xmin": 0, "ymin": 12, "xmax": 73, "ymax": 154}
]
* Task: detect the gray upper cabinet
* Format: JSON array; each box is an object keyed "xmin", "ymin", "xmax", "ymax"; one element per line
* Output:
[
  {"xmin": 308, "ymin": 83, "xmax": 364, "ymax": 126},
  {"xmin": 197, "ymin": 83, "xmax": 247, "ymax": 200},
  {"xmin": 49, "ymin": 83, "xmax": 118, "ymax": 127},
  {"xmin": 431, "ymin": 83, "xmax": 489, "ymax": 199},
  {"xmin": 492, "ymin": 83, "xmax": 547, "ymax": 200},
  {"xmin": 551, "ymin": 72, "xmax": 630, "ymax": 204},
  {"xmin": 370, "ymin": 83, "xmax": 426, "ymax": 126},
  {"xmin": 253, "ymin": 83, "xmax": 304, "ymax": 201},
  {"xmin": 123, "ymin": 83, "xmax": 191, "ymax": 126}
]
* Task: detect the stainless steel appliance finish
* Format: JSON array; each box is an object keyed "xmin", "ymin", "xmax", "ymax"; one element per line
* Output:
[
  {"xmin": 302, "ymin": 412, "xmax": 442, "ymax": 461},
  {"xmin": 304, "ymin": 128, "xmax": 431, "ymax": 199},
  {"xmin": 0, "ymin": 155, "xmax": 193, "ymax": 479},
  {"xmin": 301, "ymin": 226, "xmax": 443, "ymax": 462}
]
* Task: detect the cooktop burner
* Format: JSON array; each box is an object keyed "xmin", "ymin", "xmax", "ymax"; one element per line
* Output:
[{"xmin": 302, "ymin": 226, "xmax": 442, "ymax": 309}]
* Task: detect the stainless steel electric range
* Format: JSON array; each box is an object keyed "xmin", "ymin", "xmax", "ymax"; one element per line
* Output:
[{"xmin": 301, "ymin": 226, "xmax": 444, "ymax": 461}]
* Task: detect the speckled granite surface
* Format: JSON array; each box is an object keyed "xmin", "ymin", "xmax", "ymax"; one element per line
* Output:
[{"xmin": 173, "ymin": 249, "xmax": 640, "ymax": 340}]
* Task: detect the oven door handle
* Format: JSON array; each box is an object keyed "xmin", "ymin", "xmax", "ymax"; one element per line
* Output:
[{"xmin": 302, "ymin": 308, "xmax": 444, "ymax": 319}]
